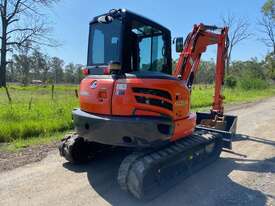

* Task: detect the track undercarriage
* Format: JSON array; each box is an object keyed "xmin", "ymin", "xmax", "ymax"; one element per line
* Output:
[{"xmin": 59, "ymin": 128, "xmax": 227, "ymax": 200}]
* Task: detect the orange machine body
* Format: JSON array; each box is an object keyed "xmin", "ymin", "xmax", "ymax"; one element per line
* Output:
[
  {"xmin": 79, "ymin": 76, "xmax": 196, "ymax": 141},
  {"xmin": 74, "ymin": 10, "xmax": 228, "ymax": 148}
]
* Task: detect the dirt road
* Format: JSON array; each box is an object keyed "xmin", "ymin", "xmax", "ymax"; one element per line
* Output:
[{"xmin": 1, "ymin": 97, "xmax": 275, "ymax": 206}]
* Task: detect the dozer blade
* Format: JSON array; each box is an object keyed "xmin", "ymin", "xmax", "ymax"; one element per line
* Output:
[{"xmin": 196, "ymin": 112, "xmax": 237, "ymax": 150}]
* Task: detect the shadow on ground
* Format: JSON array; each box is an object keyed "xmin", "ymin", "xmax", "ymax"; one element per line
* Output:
[
  {"xmin": 233, "ymin": 134, "xmax": 275, "ymax": 147},
  {"xmin": 63, "ymin": 134, "xmax": 275, "ymax": 206}
]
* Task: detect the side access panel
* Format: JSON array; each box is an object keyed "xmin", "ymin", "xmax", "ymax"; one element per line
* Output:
[{"xmin": 79, "ymin": 76, "xmax": 115, "ymax": 115}]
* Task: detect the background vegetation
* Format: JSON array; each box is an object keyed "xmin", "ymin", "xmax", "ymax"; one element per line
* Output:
[{"xmin": 6, "ymin": 50, "xmax": 84, "ymax": 85}]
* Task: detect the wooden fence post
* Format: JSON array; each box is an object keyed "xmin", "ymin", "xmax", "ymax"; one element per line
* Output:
[
  {"xmin": 28, "ymin": 97, "xmax": 33, "ymax": 110},
  {"xmin": 4, "ymin": 86, "xmax": 12, "ymax": 104},
  {"xmin": 51, "ymin": 84, "xmax": 54, "ymax": 100},
  {"xmin": 75, "ymin": 89, "xmax": 79, "ymax": 98}
]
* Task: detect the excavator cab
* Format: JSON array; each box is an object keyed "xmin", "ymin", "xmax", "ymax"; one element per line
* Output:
[{"xmin": 86, "ymin": 9, "xmax": 172, "ymax": 75}]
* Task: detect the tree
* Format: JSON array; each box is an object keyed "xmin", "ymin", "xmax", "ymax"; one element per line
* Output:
[
  {"xmin": 50, "ymin": 57, "xmax": 64, "ymax": 83},
  {"xmin": 259, "ymin": 0, "xmax": 275, "ymax": 54},
  {"xmin": 64, "ymin": 63, "xmax": 76, "ymax": 83},
  {"xmin": 6, "ymin": 59, "xmax": 14, "ymax": 81},
  {"xmin": 75, "ymin": 64, "xmax": 84, "ymax": 83},
  {"xmin": 41, "ymin": 55, "xmax": 50, "ymax": 83},
  {"xmin": 264, "ymin": 52, "xmax": 275, "ymax": 80},
  {"xmin": 194, "ymin": 60, "xmax": 215, "ymax": 84},
  {"xmin": 31, "ymin": 49, "xmax": 45, "ymax": 80},
  {"xmin": 231, "ymin": 58, "xmax": 266, "ymax": 80},
  {"xmin": 222, "ymin": 13, "xmax": 252, "ymax": 74},
  {"xmin": 13, "ymin": 41, "xmax": 32, "ymax": 85},
  {"xmin": 0, "ymin": 0, "xmax": 59, "ymax": 87},
  {"xmin": 262, "ymin": 0, "xmax": 275, "ymax": 19}
]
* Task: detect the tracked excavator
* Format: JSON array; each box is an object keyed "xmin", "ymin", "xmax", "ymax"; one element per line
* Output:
[{"xmin": 59, "ymin": 9, "xmax": 237, "ymax": 200}]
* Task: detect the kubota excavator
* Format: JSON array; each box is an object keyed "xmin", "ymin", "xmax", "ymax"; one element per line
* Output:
[{"xmin": 59, "ymin": 9, "xmax": 237, "ymax": 200}]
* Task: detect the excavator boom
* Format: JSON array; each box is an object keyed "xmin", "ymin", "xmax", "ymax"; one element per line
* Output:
[{"xmin": 174, "ymin": 24, "xmax": 229, "ymax": 115}]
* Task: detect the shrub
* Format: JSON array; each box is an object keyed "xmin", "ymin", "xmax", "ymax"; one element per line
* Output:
[
  {"xmin": 239, "ymin": 78, "xmax": 269, "ymax": 90},
  {"xmin": 225, "ymin": 75, "xmax": 237, "ymax": 88}
]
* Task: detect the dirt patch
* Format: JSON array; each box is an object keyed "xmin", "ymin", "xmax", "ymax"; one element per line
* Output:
[{"xmin": 0, "ymin": 142, "xmax": 58, "ymax": 173}]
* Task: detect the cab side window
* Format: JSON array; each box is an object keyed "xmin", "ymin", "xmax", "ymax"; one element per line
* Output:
[{"xmin": 130, "ymin": 20, "xmax": 166, "ymax": 73}]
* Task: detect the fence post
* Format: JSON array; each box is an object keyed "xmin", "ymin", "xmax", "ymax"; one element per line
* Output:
[
  {"xmin": 51, "ymin": 84, "xmax": 54, "ymax": 100},
  {"xmin": 75, "ymin": 89, "xmax": 79, "ymax": 98},
  {"xmin": 28, "ymin": 97, "xmax": 33, "ymax": 110},
  {"xmin": 4, "ymin": 86, "xmax": 12, "ymax": 104}
]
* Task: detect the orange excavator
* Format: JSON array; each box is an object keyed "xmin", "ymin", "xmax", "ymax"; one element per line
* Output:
[{"xmin": 59, "ymin": 9, "xmax": 237, "ymax": 200}]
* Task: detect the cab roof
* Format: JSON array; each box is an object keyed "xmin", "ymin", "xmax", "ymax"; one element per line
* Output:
[{"xmin": 90, "ymin": 8, "xmax": 171, "ymax": 35}]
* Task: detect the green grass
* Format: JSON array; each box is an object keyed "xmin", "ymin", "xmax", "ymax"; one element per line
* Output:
[
  {"xmin": 0, "ymin": 83, "xmax": 275, "ymax": 150},
  {"xmin": 0, "ymin": 84, "xmax": 78, "ymax": 142},
  {"xmin": 0, "ymin": 131, "xmax": 67, "ymax": 152},
  {"xmin": 191, "ymin": 85, "xmax": 275, "ymax": 109}
]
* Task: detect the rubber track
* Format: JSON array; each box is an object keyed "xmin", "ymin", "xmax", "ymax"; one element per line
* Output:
[
  {"xmin": 59, "ymin": 133, "xmax": 84, "ymax": 163},
  {"xmin": 117, "ymin": 130, "xmax": 223, "ymax": 200},
  {"xmin": 59, "ymin": 133, "xmax": 112, "ymax": 164}
]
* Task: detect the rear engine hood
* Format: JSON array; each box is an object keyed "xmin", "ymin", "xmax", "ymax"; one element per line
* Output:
[{"xmin": 79, "ymin": 76, "xmax": 115, "ymax": 115}]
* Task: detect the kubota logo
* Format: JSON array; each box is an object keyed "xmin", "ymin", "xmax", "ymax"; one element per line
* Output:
[{"xmin": 90, "ymin": 80, "xmax": 98, "ymax": 89}]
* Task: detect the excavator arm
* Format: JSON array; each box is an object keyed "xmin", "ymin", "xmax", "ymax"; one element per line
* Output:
[{"xmin": 173, "ymin": 24, "xmax": 229, "ymax": 115}]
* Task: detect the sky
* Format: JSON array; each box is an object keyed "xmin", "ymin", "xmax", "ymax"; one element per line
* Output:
[{"xmin": 44, "ymin": 0, "xmax": 269, "ymax": 65}]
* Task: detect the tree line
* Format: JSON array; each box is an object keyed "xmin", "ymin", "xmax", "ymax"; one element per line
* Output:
[
  {"xmin": 6, "ymin": 47, "xmax": 84, "ymax": 85},
  {"xmin": 193, "ymin": 53, "xmax": 274, "ymax": 87},
  {"xmin": 6, "ymin": 49, "xmax": 274, "ymax": 86}
]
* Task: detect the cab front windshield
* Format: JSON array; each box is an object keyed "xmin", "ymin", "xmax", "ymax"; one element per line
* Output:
[{"xmin": 88, "ymin": 19, "xmax": 121, "ymax": 65}]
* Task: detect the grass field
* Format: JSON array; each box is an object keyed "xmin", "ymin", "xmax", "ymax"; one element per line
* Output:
[
  {"xmin": 1, "ymin": 84, "xmax": 275, "ymax": 147},
  {"xmin": 0, "ymin": 84, "xmax": 78, "ymax": 143},
  {"xmin": 191, "ymin": 85, "xmax": 275, "ymax": 108}
]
